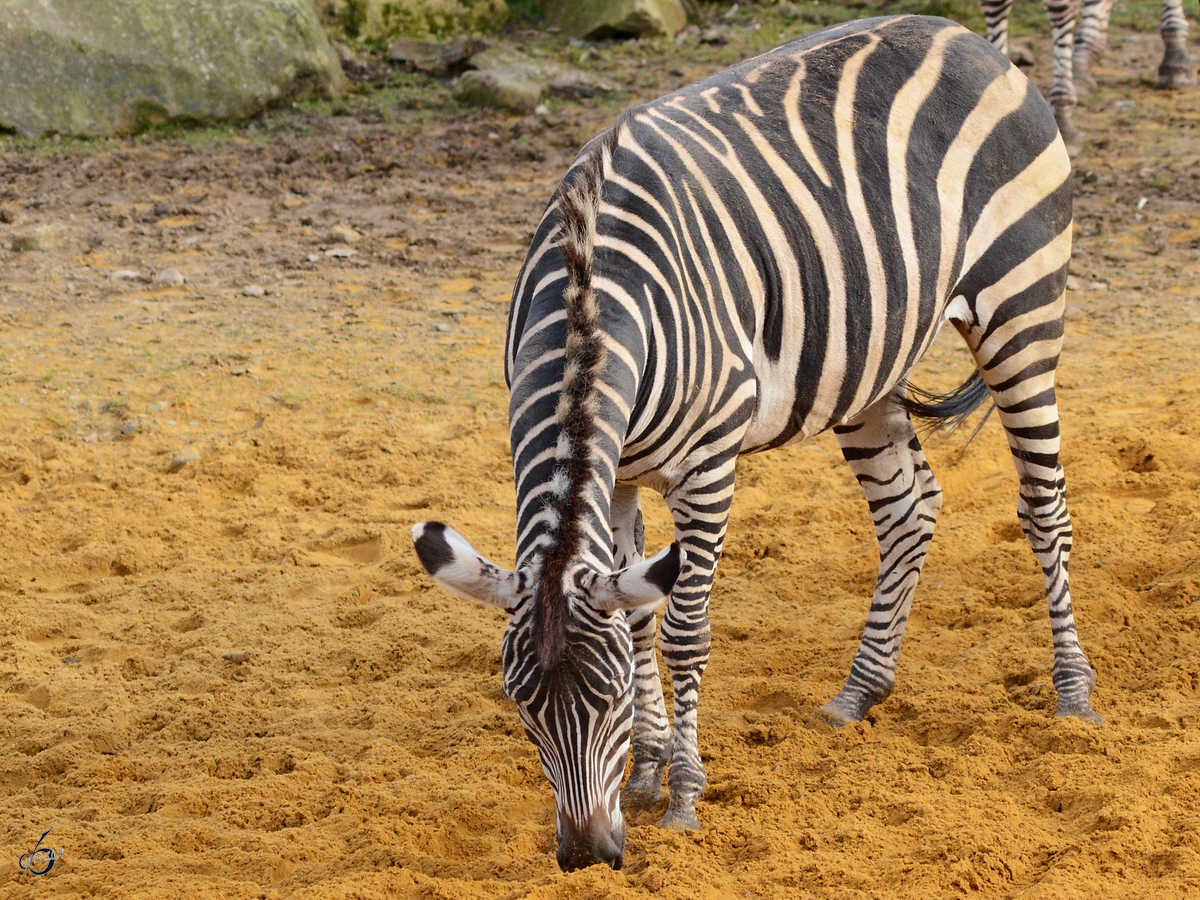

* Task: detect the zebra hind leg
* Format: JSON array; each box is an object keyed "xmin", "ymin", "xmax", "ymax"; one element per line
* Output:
[
  {"xmin": 956, "ymin": 288, "xmax": 1101, "ymax": 723},
  {"xmin": 610, "ymin": 484, "xmax": 672, "ymax": 812},
  {"xmin": 817, "ymin": 396, "xmax": 942, "ymax": 726}
]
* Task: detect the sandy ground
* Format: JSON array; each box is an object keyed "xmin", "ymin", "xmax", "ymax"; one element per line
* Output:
[{"xmin": 2, "ymin": 20, "xmax": 1199, "ymax": 900}]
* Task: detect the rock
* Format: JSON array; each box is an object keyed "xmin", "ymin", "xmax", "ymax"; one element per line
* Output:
[
  {"xmin": 546, "ymin": 68, "xmax": 618, "ymax": 100},
  {"xmin": 325, "ymin": 247, "xmax": 356, "ymax": 258},
  {"xmin": 328, "ymin": 224, "xmax": 362, "ymax": 244},
  {"xmin": 168, "ymin": 445, "xmax": 201, "ymax": 473},
  {"xmin": 454, "ymin": 67, "xmax": 546, "ymax": 113},
  {"xmin": 321, "ymin": 0, "xmax": 508, "ymax": 41},
  {"xmin": 544, "ymin": 0, "xmax": 687, "ymax": 39},
  {"xmin": 454, "ymin": 45, "xmax": 615, "ymax": 112},
  {"xmin": 10, "ymin": 223, "xmax": 66, "ymax": 252},
  {"xmin": 222, "ymin": 650, "xmax": 253, "ymax": 663},
  {"xmin": 1066, "ymin": 275, "xmax": 1081, "ymax": 291},
  {"xmin": 0, "ymin": 0, "xmax": 343, "ymax": 138},
  {"xmin": 387, "ymin": 35, "xmax": 484, "ymax": 72},
  {"xmin": 1009, "ymin": 39, "xmax": 1037, "ymax": 67},
  {"xmin": 155, "ymin": 267, "xmax": 185, "ymax": 285},
  {"xmin": 111, "ymin": 269, "xmax": 143, "ymax": 281},
  {"xmin": 242, "ymin": 284, "xmax": 267, "ymax": 297}
]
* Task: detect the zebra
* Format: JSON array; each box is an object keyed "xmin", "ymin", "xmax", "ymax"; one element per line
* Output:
[
  {"xmin": 982, "ymin": 0, "xmax": 1195, "ymax": 146},
  {"xmin": 412, "ymin": 14, "xmax": 1100, "ymax": 872}
]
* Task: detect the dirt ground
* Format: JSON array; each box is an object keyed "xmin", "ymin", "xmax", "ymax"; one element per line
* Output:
[{"xmin": 2, "ymin": 15, "xmax": 1199, "ymax": 900}]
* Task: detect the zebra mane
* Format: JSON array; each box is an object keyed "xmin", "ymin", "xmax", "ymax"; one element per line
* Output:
[{"xmin": 532, "ymin": 122, "xmax": 623, "ymax": 669}]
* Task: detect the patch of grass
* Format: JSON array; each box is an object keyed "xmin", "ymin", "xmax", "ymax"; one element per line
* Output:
[{"xmin": 0, "ymin": 0, "xmax": 1068, "ymax": 157}]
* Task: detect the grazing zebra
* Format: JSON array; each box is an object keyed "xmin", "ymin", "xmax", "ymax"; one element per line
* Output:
[
  {"xmin": 412, "ymin": 15, "xmax": 1099, "ymax": 872},
  {"xmin": 982, "ymin": 0, "xmax": 1195, "ymax": 145}
]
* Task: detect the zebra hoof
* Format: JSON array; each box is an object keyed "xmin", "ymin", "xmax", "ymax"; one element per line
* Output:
[
  {"xmin": 620, "ymin": 786, "xmax": 665, "ymax": 812},
  {"xmin": 1056, "ymin": 698, "xmax": 1103, "ymax": 725},
  {"xmin": 812, "ymin": 684, "xmax": 882, "ymax": 728},
  {"xmin": 1156, "ymin": 66, "xmax": 1196, "ymax": 89},
  {"xmin": 658, "ymin": 804, "xmax": 701, "ymax": 831},
  {"xmin": 810, "ymin": 704, "xmax": 856, "ymax": 729},
  {"xmin": 1071, "ymin": 68, "xmax": 1098, "ymax": 95}
]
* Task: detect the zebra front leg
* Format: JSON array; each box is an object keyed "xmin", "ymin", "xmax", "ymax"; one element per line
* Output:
[
  {"xmin": 611, "ymin": 484, "xmax": 672, "ymax": 811},
  {"xmin": 622, "ymin": 605, "xmax": 671, "ymax": 809},
  {"xmin": 1157, "ymin": 0, "xmax": 1195, "ymax": 88},
  {"xmin": 818, "ymin": 397, "xmax": 942, "ymax": 725},
  {"xmin": 657, "ymin": 461, "xmax": 735, "ymax": 830}
]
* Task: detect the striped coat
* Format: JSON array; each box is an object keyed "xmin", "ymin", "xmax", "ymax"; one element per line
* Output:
[{"xmin": 414, "ymin": 15, "xmax": 1098, "ymax": 872}]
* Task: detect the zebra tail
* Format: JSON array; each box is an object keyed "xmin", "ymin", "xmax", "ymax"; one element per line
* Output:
[{"xmin": 899, "ymin": 371, "xmax": 994, "ymax": 436}]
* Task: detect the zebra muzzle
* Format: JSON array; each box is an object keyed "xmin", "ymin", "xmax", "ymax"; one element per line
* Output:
[{"xmin": 556, "ymin": 808, "xmax": 625, "ymax": 872}]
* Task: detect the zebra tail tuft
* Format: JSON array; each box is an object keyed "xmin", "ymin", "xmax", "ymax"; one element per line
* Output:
[{"xmin": 899, "ymin": 371, "xmax": 994, "ymax": 437}]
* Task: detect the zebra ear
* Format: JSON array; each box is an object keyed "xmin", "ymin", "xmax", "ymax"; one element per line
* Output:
[
  {"xmin": 411, "ymin": 522, "xmax": 521, "ymax": 613},
  {"xmin": 587, "ymin": 543, "xmax": 686, "ymax": 612}
]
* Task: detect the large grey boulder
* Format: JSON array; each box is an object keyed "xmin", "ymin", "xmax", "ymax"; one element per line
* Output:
[
  {"xmin": 544, "ymin": 0, "xmax": 687, "ymax": 40},
  {"xmin": 0, "ymin": 0, "xmax": 343, "ymax": 138}
]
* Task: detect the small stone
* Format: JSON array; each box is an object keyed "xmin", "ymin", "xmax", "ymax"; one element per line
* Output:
[
  {"xmin": 325, "ymin": 247, "xmax": 355, "ymax": 258},
  {"xmin": 1066, "ymin": 275, "xmax": 1081, "ymax": 291},
  {"xmin": 155, "ymin": 267, "xmax": 185, "ymax": 285},
  {"xmin": 434, "ymin": 322, "xmax": 450, "ymax": 332},
  {"xmin": 306, "ymin": 253, "xmax": 321, "ymax": 263},
  {"xmin": 547, "ymin": 69, "xmax": 617, "ymax": 100},
  {"xmin": 387, "ymin": 35, "xmax": 483, "ymax": 73},
  {"xmin": 328, "ymin": 224, "xmax": 362, "ymax": 244},
  {"xmin": 11, "ymin": 223, "xmax": 66, "ymax": 251},
  {"xmin": 222, "ymin": 650, "xmax": 253, "ymax": 663},
  {"xmin": 111, "ymin": 269, "xmax": 142, "ymax": 281},
  {"xmin": 454, "ymin": 68, "xmax": 546, "ymax": 114},
  {"xmin": 242, "ymin": 284, "xmax": 266, "ymax": 297},
  {"xmin": 534, "ymin": 103, "xmax": 550, "ymax": 116},
  {"xmin": 168, "ymin": 445, "xmax": 201, "ymax": 473},
  {"xmin": 1009, "ymin": 39, "xmax": 1036, "ymax": 67}
]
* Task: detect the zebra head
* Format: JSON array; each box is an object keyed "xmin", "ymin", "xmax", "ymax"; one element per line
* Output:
[{"xmin": 411, "ymin": 520, "xmax": 683, "ymax": 871}]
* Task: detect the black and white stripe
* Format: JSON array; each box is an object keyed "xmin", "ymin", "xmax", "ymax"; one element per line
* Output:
[
  {"xmin": 414, "ymin": 14, "xmax": 1099, "ymax": 871},
  {"xmin": 982, "ymin": 0, "xmax": 1194, "ymax": 145}
]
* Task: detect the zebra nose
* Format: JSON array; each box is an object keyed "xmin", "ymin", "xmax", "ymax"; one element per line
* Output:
[{"xmin": 556, "ymin": 811, "xmax": 625, "ymax": 871}]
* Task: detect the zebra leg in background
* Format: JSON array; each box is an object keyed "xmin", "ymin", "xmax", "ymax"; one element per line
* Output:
[
  {"xmin": 612, "ymin": 484, "xmax": 672, "ymax": 812},
  {"xmin": 982, "ymin": 0, "xmax": 1017, "ymax": 55},
  {"xmin": 984, "ymin": 0, "xmax": 1083, "ymax": 151},
  {"xmin": 1158, "ymin": 0, "xmax": 1195, "ymax": 88},
  {"xmin": 1072, "ymin": 0, "xmax": 1113, "ymax": 92},
  {"xmin": 657, "ymin": 457, "xmax": 737, "ymax": 830},
  {"xmin": 1045, "ymin": 0, "xmax": 1084, "ymax": 151},
  {"xmin": 817, "ymin": 396, "xmax": 942, "ymax": 726}
]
